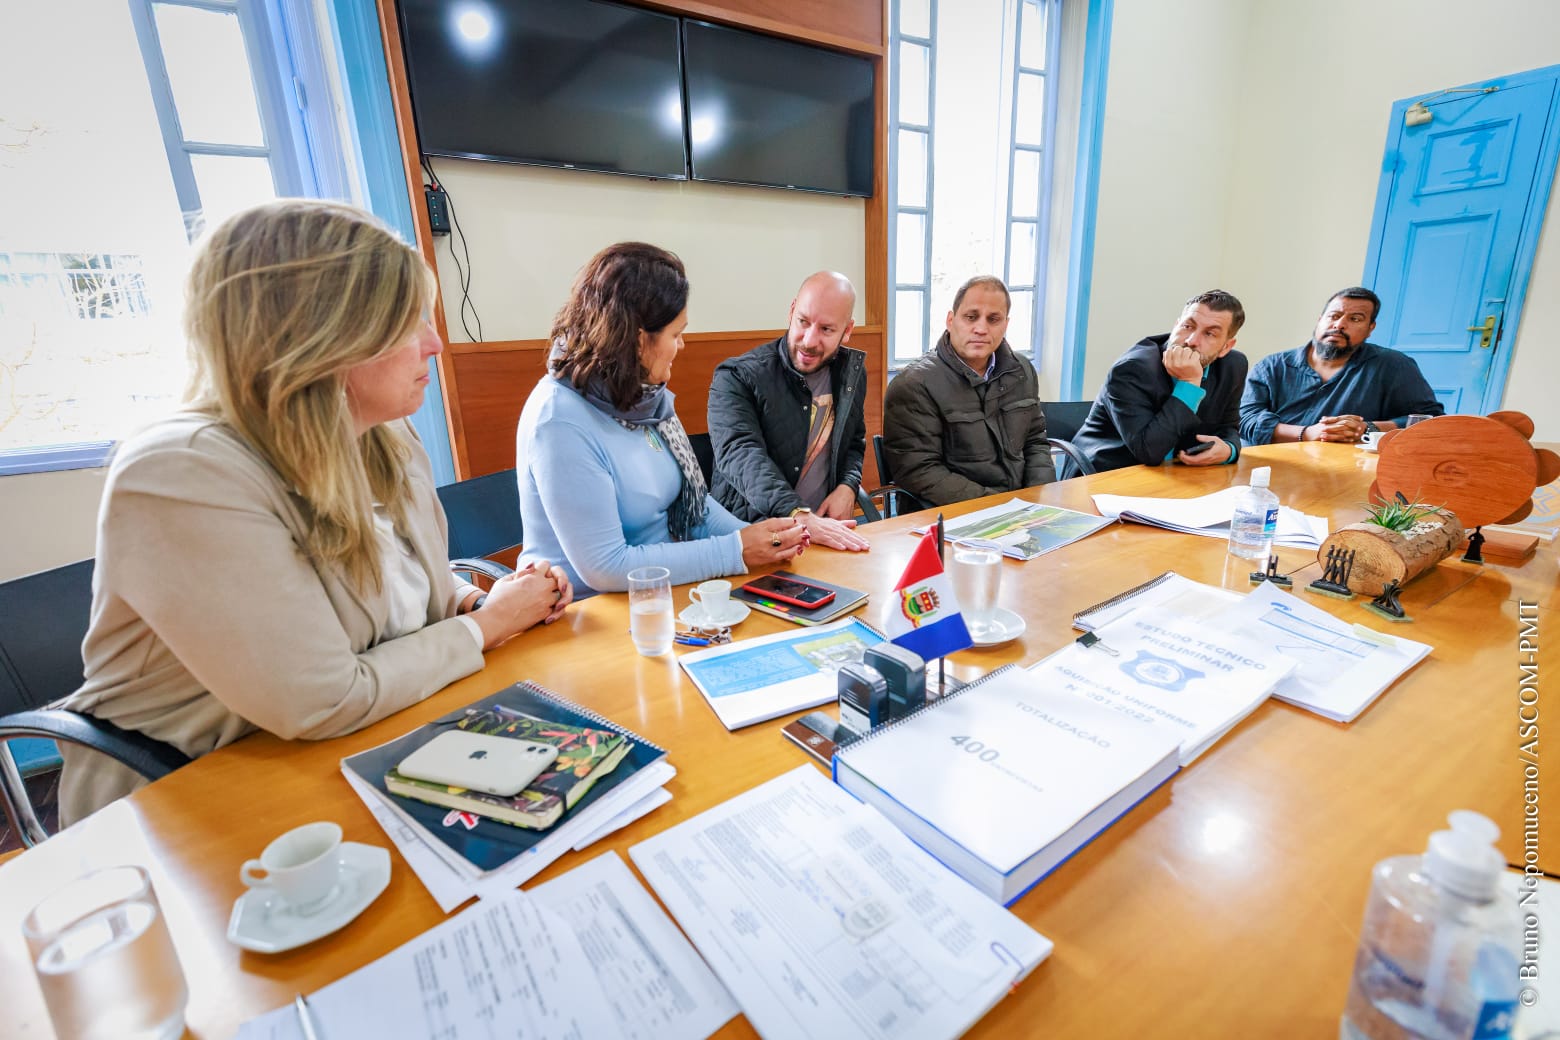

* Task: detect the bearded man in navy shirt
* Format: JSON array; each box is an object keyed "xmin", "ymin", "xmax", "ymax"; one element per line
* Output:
[{"xmin": 1239, "ymin": 287, "xmax": 1443, "ymax": 445}]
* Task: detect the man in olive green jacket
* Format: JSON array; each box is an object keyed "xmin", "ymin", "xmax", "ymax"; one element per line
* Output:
[{"xmin": 882, "ymin": 276, "xmax": 1055, "ymax": 506}]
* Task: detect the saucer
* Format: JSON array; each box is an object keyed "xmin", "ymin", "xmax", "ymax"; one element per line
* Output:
[
  {"xmin": 227, "ymin": 842, "xmax": 390, "ymax": 954},
  {"xmin": 1357, "ymin": 441, "xmax": 1380, "ymax": 453},
  {"xmin": 679, "ymin": 601, "xmax": 750, "ymax": 627},
  {"xmin": 968, "ymin": 607, "xmax": 1026, "ymax": 647}
]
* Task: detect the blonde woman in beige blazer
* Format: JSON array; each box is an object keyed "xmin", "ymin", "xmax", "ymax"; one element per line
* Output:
[{"xmin": 57, "ymin": 200, "xmax": 570, "ymax": 825}]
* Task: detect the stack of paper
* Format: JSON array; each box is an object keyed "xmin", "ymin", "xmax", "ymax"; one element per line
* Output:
[
  {"xmin": 1211, "ymin": 582, "xmax": 1433, "ymax": 722},
  {"xmin": 631, "ymin": 766, "xmax": 1052, "ymax": 1040},
  {"xmin": 236, "ymin": 852, "xmax": 737, "ymax": 1040},
  {"xmin": 832, "ymin": 666, "xmax": 1182, "ymax": 904},
  {"xmin": 342, "ymin": 681, "xmax": 675, "ymax": 912},
  {"xmin": 1092, "ymin": 486, "xmax": 1329, "ymax": 548}
]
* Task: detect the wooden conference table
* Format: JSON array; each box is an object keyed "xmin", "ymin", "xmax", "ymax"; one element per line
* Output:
[{"xmin": 2, "ymin": 443, "xmax": 1555, "ymax": 1037}]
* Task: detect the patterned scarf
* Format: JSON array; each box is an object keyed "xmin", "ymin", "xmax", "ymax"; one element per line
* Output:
[{"xmin": 550, "ymin": 339, "xmax": 708, "ymax": 541}]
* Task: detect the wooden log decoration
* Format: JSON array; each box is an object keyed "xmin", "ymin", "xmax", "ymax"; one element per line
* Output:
[{"xmin": 1318, "ymin": 508, "xmax": 1467, "ymax": 597}]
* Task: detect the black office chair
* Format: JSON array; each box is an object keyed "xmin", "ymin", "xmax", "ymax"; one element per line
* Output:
[
  {"xmin": 1048, "ymin": 437, "xmax": 1095, "ymax": 481},
  {"xmin": 688, "ymin": 432, "xmax": 715, "ymax": 486},
  {"xmin": 1040, "ymin": 401, "xmax": 1093, "ymax": 443},
  {"xmin": 436, "ymin": 468, "xmax": 523, "ymax": 583},
  {"xmin": 855, "ymin": 434, "xmax": 930, "ymax": 522},
  {"xmin": 0, "ymin": 559, "xmax": 191, "ymax": 848}
]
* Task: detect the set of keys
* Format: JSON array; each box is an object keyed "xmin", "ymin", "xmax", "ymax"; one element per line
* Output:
[{"xmin": 673, "ymin": 621, "xmax": 733, "ymax": 647}]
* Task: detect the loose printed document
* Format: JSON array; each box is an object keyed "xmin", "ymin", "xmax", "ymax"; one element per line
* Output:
[
  {"xmin": 630, "ymin": 765, "xmax": 1052, "ymax": 1040},
  {"xmin": 1212, "ymin": 581, "xmax": 1432, "ymax": 722},
  {"xmin": 677, "ymin": 617, "xmax": 885, "ymax": 729},
  {"xmin": 1092, "ymin": 486, "xmax": 1328, "ymax": 548},
  {"xmin": 236, "ymin": 851, "xmax": 736, "ymax": 1040}
]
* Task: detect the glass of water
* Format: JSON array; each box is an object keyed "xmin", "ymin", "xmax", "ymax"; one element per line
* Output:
[
  {"xmin": 23, "ymin": 864, "xmax": 188, "ymax": 1040},
  {"xmin": 627, "ymin": 565, "xmax": 674, "ymax": 656},
  {"xmin": 951, "ymin": 548, "xmax": 1003, "ymax": 635}
]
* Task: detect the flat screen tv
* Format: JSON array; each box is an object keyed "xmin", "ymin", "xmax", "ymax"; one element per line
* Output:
[
  {"xmin": 682, "ymin": 20, "xmax": 874, "ymax": 197},
  {"xmin": 398, "ymin": 0, "xmax": 687, "ymax": 179}
]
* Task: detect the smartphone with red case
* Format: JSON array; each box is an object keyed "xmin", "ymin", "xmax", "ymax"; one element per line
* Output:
[{"xmin": 740, "ymin": 573, "xmax": 837, "ymax": 609}]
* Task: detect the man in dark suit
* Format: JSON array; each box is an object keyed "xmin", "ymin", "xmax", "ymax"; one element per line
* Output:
[{"xmin": 1072, "ymin": 290, "xmax": 1248, "ymax": 472}]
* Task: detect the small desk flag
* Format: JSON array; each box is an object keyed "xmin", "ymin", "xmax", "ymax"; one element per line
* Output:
[{"xmin": 887, "ymin": 535, "xmax": 973, "ymax": 660}]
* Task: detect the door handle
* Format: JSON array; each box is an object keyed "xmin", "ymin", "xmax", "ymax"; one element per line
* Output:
[{"xmin": 1466, "ymin": 315, "xmax": 1496, "ymax": 349}]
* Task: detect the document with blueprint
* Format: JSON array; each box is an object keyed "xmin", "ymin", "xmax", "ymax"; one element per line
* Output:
[
  {"xmin": 1213, "ymin": 581, "xmax": 1432, "ymax": 722},
  {"xmin": 630, "ymin": 765, "xmax": 1052, "ymax": 1040}
]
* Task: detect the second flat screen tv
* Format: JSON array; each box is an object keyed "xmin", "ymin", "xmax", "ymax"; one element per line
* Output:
[
  {"xmin": 683, "ymin": 21, "xmax": 874, "ymax": 197},
  {"xmin": 399, "ymin": 0, "xmax": 687, "ymax": 179}
]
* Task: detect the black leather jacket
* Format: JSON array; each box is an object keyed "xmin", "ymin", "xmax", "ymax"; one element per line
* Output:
[{"xmin": 707, "ymin": 335, "xmax": 867, "ymax": 521}]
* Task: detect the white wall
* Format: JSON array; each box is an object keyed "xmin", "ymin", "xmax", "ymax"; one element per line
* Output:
[
  {"xmin": 0, "ymin": 468, "xmax": 105, "ymax": 580},
  {"xmin": 1081, "ymin": 0, "xmax": 1253, "ymax": 391},
  {"xmin": 425, "ymin": 159, "xmax": 866, "ymax": 340},
  {"xmin": 1086, "ymin": 0, "xmax": 1560, "ymax": 437}
]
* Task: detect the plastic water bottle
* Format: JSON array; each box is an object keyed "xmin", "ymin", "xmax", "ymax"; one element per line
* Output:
[
  {"xmin": 1340, "ymin": 811, "xmax": 1523, "ymax": 1040},
  {"xmin": 1227, "ymin": 466, "xmax": 1279, "ymax": 560}
]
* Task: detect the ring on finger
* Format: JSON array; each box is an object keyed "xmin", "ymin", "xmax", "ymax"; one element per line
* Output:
[{"xmin": 770, "ymin": 535, "xmax": 782, "ymax": 548}]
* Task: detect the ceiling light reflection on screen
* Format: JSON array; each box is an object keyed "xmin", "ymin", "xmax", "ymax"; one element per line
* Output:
[
  {"xmin": 450, "ymin": 3, "xmax": 498, "ymax": 59},
  {"xmin": 661, "ymin": 93, "xmax": 683, "ymax": 133},
  {"xmin": 690, "ymin": 115, "xmax": 720, "ymax": 147}
]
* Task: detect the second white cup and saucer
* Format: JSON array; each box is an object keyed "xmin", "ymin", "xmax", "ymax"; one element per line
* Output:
[
  {"xmin": 678, "ymin": 579, "xmax": 751, "ymax": 628},
  {"xmin": 227, "ymin": 821, "xmax": 391, "ymax": 954}
]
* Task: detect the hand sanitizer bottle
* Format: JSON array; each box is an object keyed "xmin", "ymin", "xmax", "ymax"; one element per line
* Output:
[
  {"xmin": 1340, "ymin": 811, "xmax": 1523, "ymax": 1040},
  {"xmin": 1227, "ymin": 466, "xmax": 1279, "ymax": 560}
]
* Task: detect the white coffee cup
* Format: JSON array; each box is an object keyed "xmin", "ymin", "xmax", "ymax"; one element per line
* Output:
[
  {"xmin": 688, "ymin": 579, "xmax": 732, "ymax": 620},
  {"xmin": 240, "ymin": 821, "xmax": 343, "ymax": 914}
]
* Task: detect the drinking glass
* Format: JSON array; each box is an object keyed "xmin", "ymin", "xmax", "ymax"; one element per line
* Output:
[
  {"xmin": 951, "ymin": 548, "xmax": 1002, "ymax": 634},
  {"xmin": 627, "ymin": 566, "xmax": 674, "ymax": 656},
  {"xmin": 1405, "ymin": 414, "xmax": 1431, "ymax": 427},
  {"xmin": 23, "ymin": 865, "xmax": 188, "ymax": 1040}
]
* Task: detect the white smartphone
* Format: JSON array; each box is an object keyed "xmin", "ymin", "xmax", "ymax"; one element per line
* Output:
[{"xmin": 397, "ymin": 731, "xmax": 559, "ymax": 796}]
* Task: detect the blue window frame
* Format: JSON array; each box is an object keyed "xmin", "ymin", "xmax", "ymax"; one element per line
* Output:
[
  {"xmin": 1002, "ymin": 0, "xmax": 1062, "ymax": 357},
  {"xmin": 1, "ymin": 0, "xmax": 454, "ymax": 484},
  {"xmin": 888, "ymin": 0, "xmax": 937, "ymax": 368}
]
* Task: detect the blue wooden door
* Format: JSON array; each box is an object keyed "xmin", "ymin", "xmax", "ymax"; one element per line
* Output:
[{"xmin": 1365, "ymin": 72, "xmax": 1560, "ymax": 415}]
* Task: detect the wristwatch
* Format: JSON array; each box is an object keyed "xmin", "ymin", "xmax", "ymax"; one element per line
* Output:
[
  {"xmin": 789, "ymin": 507, "xmax": 813, "ymax": 518},
  {"xmin": 1362, "ymin": 421, "xmax": 1380, "ymax": 438}
]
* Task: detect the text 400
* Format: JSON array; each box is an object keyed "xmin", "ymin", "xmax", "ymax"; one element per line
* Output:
[{"xmin": 950, "ymin": 736, "xmax": 1000, "ymax": 762}]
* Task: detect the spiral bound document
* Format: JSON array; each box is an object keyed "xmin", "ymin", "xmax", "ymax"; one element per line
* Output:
[
  {"xmin": 833, "ymin": 665, "xmax": 1182, "ymax": 904},
  {"xmin": 342, "ymin": 681, "xmax": 670, "ymax": 876},
  {"xmin": 1071, "ymin": 570, "xmax": 1240, "ymax": 632}
]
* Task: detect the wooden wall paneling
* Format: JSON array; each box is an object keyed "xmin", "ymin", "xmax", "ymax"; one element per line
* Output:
[
  {"xmin": 454, "ymin": 328, "xmax": 886, "ymax": 491},
  {"xmin": 375, "ymin": 0, "xmax": 472, "ymax": 477},
  {"xmin": 636, "ymin": 0, "xmax": 883, "ymax": 53}
]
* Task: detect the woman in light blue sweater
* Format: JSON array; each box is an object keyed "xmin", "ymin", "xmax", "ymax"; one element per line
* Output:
[{"xmin": 517, "ymin": 243, "xmax": 808, "ymax": 596}]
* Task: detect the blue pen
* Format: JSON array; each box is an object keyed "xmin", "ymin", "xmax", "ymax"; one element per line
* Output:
[{"xmin": 674, "ymin": 634, "xmax": 711, "ymax": 646}]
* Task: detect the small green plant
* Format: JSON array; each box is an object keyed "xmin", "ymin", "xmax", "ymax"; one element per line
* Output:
[{"xmin": 1362, "ymin": 491, "xmax": 1443, "ymax": 532}]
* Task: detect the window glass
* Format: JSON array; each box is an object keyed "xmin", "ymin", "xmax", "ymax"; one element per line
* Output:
[
  {"xmin": 1019, "ymin": 0, "xmax": 1048, "ymax": 71},
  {"xmin": 899, "ymin": 0, "xmax": 931, "ymax": 39},
  {"xmin": 897, "ymin": 129, "xmax": 927, "ymax": 208},
  {"xmin": 897, "ymin": 41, "xmax": 929, "ymax": 126},
  {"xmin": 894, "ymin": 289, "xmax": 926, "ymax": 362},
  {"xmin": 1007, "ymin": 222, "xmax": 1037, "ymax": 286},
  {"xmin": 1011, "ymin": 150, "xmax": 1040, "ymax": 219},
  {"xmin": 896, "ymin": 212, "xmax": 926, "ymax": 285},
  {"xmin": 1015, "ymin": 72, "xmax": 1046, "ymax": 147},
  {"xmin": 190, "ymin": 153, "xmax": 278, "ymax": 233},
  {"xmin": 1007, "ymin": 289, "xmax": 1034, "ymax": 353},
  {"xmin": 153, "ymin": 3, "xmax": 265, "ymax": 146}
]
